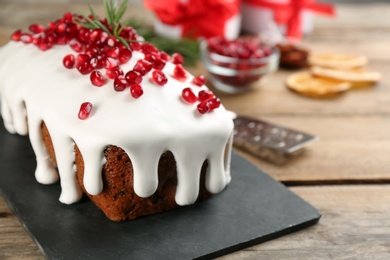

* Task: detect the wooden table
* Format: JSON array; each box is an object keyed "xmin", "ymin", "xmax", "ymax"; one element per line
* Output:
[{"xmin": 1, "ymin": 2, "xmax": 390, "ymax": 259}]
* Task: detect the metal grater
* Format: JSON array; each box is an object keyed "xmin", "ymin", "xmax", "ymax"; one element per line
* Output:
[{"xmin": 233, "ymin": 116, "xmax": 318, "ymax": 164}]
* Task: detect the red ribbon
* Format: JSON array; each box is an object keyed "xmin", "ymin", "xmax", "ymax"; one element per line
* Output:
[
  {"xmin": 144, "ymin": 0, "xmax": 240, "ymax": 39},
  {"xmin": 244, "ymin": 0, "xmax": 335, "ymax": 39}
]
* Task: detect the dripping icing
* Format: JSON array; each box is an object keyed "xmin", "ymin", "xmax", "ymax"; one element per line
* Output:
[{"xmin": 0, "ymin": 42, "xmax": 234, "ymax": 205}]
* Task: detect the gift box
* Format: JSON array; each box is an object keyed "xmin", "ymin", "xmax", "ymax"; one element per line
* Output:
[
  {"xmin": 144, "ymin": 0, "xmax": 241, "ymax": 40},
  {"xmin": 241, "ymin": 0, "xmax": 335, "ymax": 40}
]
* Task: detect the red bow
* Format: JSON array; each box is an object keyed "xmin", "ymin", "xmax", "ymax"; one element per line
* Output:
[
  {"xmin": 245, "ymin": 0, "xmax": 335, "ymax": 39},
  {"xmin": 144, "ymin": 0, "xmax": 240, "ymax": 39}
]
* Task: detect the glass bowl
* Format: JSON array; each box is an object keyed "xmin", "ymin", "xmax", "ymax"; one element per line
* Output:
[{"xmin": 200, "ymin": 38, "xmax": 280, "ymax": 93}]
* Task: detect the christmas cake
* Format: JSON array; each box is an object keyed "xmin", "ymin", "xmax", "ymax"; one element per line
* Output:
[{"xmin": 0, "ymin": 3, "xmax": 233, "ymax": 221}]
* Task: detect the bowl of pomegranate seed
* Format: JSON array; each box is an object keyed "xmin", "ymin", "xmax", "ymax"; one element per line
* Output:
[{"xmin": 200, "ymin": 36, "xmax": 280, "ymax": 93}]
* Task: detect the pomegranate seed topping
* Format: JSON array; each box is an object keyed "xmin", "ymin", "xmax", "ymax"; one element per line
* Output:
[
  {"xmin": 63, "ymin": 12, "xmax": 73, "ymax": 23},
  {"xmin": 151, "ymin": 70, "xmax": 168, "ymax": 86},
  {"xmin": 89, "ymin": 56, "xmax": 99, "ymax": 68},
  {"xmin": 56, "ymin": 23, "xmax": 67, "ymax": 33},
  {"xmin": 141, "ymin": 43, "xmax": 158, "ymax": 54},
  {"xmin": 209, "ymin": 98, "xmax": 221, "ymax": 110},
  {"xmin": 173, "ymin": 64, "xmax": 187, "ymax": 81},
  {"xmin": 160, "ymin": 51, "xmax": 170, "ymax": 62},
  {"xmin": 76, "ymin": 54, "xmax": 90, "ymax": 66},
  {"xmin": 181, "ymin": 88, "xmax": 198, "ymax": 104},
  {"xmin": 69, "ymin": 39, "xmax": 83, "ymax": 52},
  {"xmin": 78, "ymin": 102, "xmax": 93, "ymax": 120},
  {"xmin": 130, "ymin": 84, "xmax": 144, "ymax": 98},
  {"xmin": 130, "ymin": 42, "xmax": 142, "ymax": 51},
  {"xmin": 103, "ymin": 57, "xmax": 118, "ymax": 69},
  {"xmin": 105, "ymin": 36, "xmax": 117, "ymax": 47},
  {"xmin": 139, "ymin": 60, "xmax": 152, "ymax": 73},
  {"xmin": 90, "ymin": 71, "xmax": 106, "ymax": 87},
  {"xmin": 20, "ymin": 33, "xmax": 33, "ymax": 44},
  {"xmin": 133, "ymin": 62, "xmax": 146, "ymax": 76},
  {"xmin": 197, "ymin": 101, "xmax": 210, "ymax": 114},
  {"xmin": 144, "ymin": 53, "xmax": 157, "ymax": 63},
  {"xmin": 39, "ymin": 42, "xmax": 52, "ymax": 51},
  {"xmin": 125, "ymin": 70, "xmax": 142, "ymax": 84},
  {"xmin": 29, "ymin": 24, "xmax": 45, "ymax": 34},
  {"xmin": 107, "ymin": 47, "xmax": 119, "ymax": 58},
  {"xmin": 118, "ymin": 49, "xmax": 132, "ymax": 64},
  {"xmin": 11, "ymin": 30, "xmax": 22, "ymax": 41},
  {"xmin": 77, "ymin": 62, "xmax": 93, "ymax": 75},
  {"xmin": 90, "ymin": 30, "xmax": 101, "ymax": 42},
  {"xmin": 78, "ymin": 29, "xmax": 90, "ymax": 42},
  {"xmin": 113, "ymin": 75, "xmax": 128, "ymax": 91},
  {"xmin": 198, "ymin": 90, "xmax": 214, "ymax": 102},
  {"xmin": 153, "ymin": 58, "xmax": 166, "ymax": 70},
  {"xmin": 171, "ymin": 53, "xmax": 184, "ymax": 64},
  {"xmin": 192, "ymin": 75, "xmax": 206, "ymax": 86},
  {"xmin": 106, "ymin": 66, "xmax": 124, "ymax": 79}
]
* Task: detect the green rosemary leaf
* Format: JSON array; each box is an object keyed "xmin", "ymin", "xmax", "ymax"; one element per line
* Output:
[
  {"xmin": 103, "ymin": 0, "xmax": 113, "ymax": 28},
  {"xmin": 118, "ymin": 37, "xmax": 130, "ymax": 49},
  {"xmin": 94, "ymin": 20, "xmax": 111, "ymax": 35},
  {"xmin": 82, "ymin": 14, "xmax": 100, "ymax": 29},
  {"xmin": 88, "ymin": 4, "xmax": 99, "ymax": 21},
  {"xmin": 73, "ymin": 21, "xmax": 97, "ymax": 29},
  {"xmin": 115, "ymin": 0, "xmax": 128, "ymax": 23}
]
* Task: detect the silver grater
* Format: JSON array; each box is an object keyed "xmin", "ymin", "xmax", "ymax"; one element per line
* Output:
[{"xmin": 233, "ymin": 116, "xmax": 318, "ymax": 164}]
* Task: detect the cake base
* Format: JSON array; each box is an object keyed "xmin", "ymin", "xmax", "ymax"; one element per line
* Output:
[{"xmin": 0, "ymin": 122, "xmax": 321, "ymax": 259}]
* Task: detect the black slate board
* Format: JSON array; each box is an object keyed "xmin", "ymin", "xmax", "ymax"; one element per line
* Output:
[{"xmin": 0, "ymin": 120, "xmax": 320, "ymax": 260}]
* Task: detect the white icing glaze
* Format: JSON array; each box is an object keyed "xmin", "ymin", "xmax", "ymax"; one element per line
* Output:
[{"xmin": 0, "ymin": 41, "xmax": 234, "ymax": 206}]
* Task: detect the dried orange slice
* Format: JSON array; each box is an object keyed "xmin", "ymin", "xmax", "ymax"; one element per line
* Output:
[
  {"xmin": 308, "ymin": 53, "xmax": 368, "ymax": 69},
  {"xmin": 286, "ymin": 71, "xmax": 351, "ymax": 98},
  {"xmin": 311, "ymin": 66, "xmax": 381, "ymax": 87}
]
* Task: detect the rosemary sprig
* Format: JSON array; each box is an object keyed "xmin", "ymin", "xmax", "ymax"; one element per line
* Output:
[
  {"xmin": 75, "ymin": 0, "xmax": 200, "ymax": 66},
  {"xmin": 74, "ymin": 0, "xmax": 131, "ymax": 48}
]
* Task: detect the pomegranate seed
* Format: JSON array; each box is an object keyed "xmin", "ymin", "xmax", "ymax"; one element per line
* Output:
[
  {"xmin": 181, "ymin": 88, "xmax": 198, "ymax": 104},
  {"xmin": 78, "ymin": 102, "xmax": 93, "ymax": 120},
  {"xmin": 33, "ymin": 36, "xmax": 41, "ymax": 45},
  {"xmin": 171, "ymin": 53, "xmax": 184, "ymax": 64},
  {"xmin": 141, "ymin": 43, "xmax": 158, "ymax": 54},
  {"xmin": 209, "ymin": 98, "xmax": 221, "ymax": 110},
  {"xmin": 192, "ymin": 75, "xmax": 206, "ymax": 86},
  {"xmin": 106, "ymin": 66, "xmax": 124, "ymax": 79},
  {"xmin": 47, "ymin": 21, "xmax": 56, "ymax": 30},
  {"xmin": 153, "ymin": 58, "xmax": 166, "ymax": 70},
  {"xmin": 144, "ymin": 53, "xmax": 157, "ymax": 63},
  {"xmin": 29, "ymin": 24, "xmax": 45, "ymax": 34},
  {"xmin": 107, "ymin": 47, "xmax": 119, "ymax": 58},
  {"xmin": 118, "ymin": 49, "xmax": 132, "ymax": 64},
  {"xmin": 125, "ymin": 70, "xmax": 142, "ymax": 84},
  {"xmin": 63, "ymin": 12, "xmax": 73, "ymax": 23},
  {"xmin": 102, "ymin": 57, "xmax": 117, "ymax": 69},
  {"xmin": 151, "ymin": 70, "xmax": 168, "ymax": 86},
  {"xmin": 173, "ymin": 64, "xmax": 187, "ymax": 81},
  {"xmin": 130, "ymin": 84, "xmax": 144, "ymax": 98},
  {"xmin": 69, "ymin": 39, "xmax": 83, "ymax": 52},
  {"xmin": 20, "ymin": 33, "xmax": 33, "ymax": 44},
  {"xmin": 113, "ymin": 75, "xmax": 128, "ymax": 91},
  {"xmin": 90, "ymin": 30, "xmax": 101, "ymax": 42},
  {"xmin": 11, "ymin": 30, "xmax": 22, "ymax": 41},
  {"xmin": 62, "ymin": 54, "xmax": 76, "ymax": 69},
  {"xmin": 77, "ymin": 62, "xmax": 93, "ymax": 75},
  {"xmin": 76, "ymin": 54, "xmax": 90, "ymax": 66},
  {"xmin": 56, "ymin": 23, "xmax": 67, "ymax": 33},
  {"xmin": 105, "ymin": 36, "xmax": 117, "ymax": 47},
  {"xmin": 198, "ymin": 90, "xmax": 214, "ymax": 102},
  {"xmin": 90, "ymin": 71, "xmax": 106, "ymax": 87},
  {"xmin": 130, "ymin": 42, "xmax": 142, "ymax": 51},
  {"xmin": 39, "ymin": 42, "xmax": 52, "ymax": 51},
  {"xmin": 197, "ymin": 101, "xmax": 210, "ymax": 114},
  {"xmin": 139, "ymin": 60, "xmax": 152, "ymax": 73},
  {"xmin": 89, "ymin": 56, "xmax": 99, "ymax": 68},
  {"xmin": 78, "ymin": 29, "xmax": 90, "ymax": 42},
  {"xmin": 133, "ymin": 62, "xmax": 146, "ymax": 76},
  {"xmin": 160, "ymin": 51, "xmax": 170, "ymax": 62}
]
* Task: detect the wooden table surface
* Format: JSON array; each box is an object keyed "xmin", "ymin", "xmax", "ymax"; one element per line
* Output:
[{"xmin": 1, "ymin": 2, "xmax": 390, "ymax": 259}]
